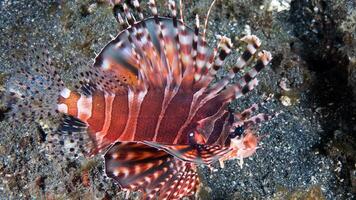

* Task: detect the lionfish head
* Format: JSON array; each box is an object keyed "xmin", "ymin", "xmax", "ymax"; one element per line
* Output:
[
  {"xmin": 219, "ymin": 101, "xmax": 276, "ymax": 167},
  {"xmin": 225, "ymin": 127, "xmax": 259, "ymax": 161}
]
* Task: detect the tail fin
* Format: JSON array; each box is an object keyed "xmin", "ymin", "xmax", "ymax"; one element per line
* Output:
[
  {"xmin": 105, "ymin": 142, "xmax": 199, "ymax": 199},
  {"xmin": 3, "ymin": 47, "xmax": 94, "ymax": 160},
  {"xmin": 4, "ymin": 47, "xmax": 64, "ymax": 125}
]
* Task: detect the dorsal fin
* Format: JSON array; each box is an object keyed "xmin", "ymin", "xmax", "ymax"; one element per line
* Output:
[
  {"xmin": 203, "ymin": 0, "xmax": 217, "ymax": 41},
  {"xmin": 131, "ymin": 0, "xmax": 144, "ymax": 21},
  {"xmin": 148, "ymin": 0, "xmax": 172, "ymax": 82},
  {"xmin": 92, "ymin": 1, "xmax": 273, "ymax": 103},
  {"xmin": 93, "ymin": 14, "xmax": 215, "ymax": 91},
  {"xmin": 113, "ymin": 3, "xmax": 128, "ymax": 29},
  {"xmin": 208, "ymin": 35, "xmax": 233, "ymax": 76},
  {"xmin": 192, "ymin": 14, "xmax": 200, "ymax": 75}
]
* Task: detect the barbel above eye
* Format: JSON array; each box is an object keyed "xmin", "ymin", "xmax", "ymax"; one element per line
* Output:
[{"xmin": 229, "ymin": 126, "xmax": 244, "ymax": 138}]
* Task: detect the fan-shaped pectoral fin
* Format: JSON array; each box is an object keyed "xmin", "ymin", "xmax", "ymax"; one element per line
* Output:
[{"xmin": 104, "ymin": 141, "xmax": 199, "ymax": 199}]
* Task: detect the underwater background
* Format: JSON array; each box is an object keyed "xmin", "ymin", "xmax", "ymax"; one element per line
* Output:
[{"xmin": 0, "ymin": 0, "xmax": 355, "ymax": 199}]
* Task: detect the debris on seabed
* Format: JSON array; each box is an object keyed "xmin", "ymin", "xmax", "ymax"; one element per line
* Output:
[{"xmin": 280, "ymin": 95, "xmax": 292, "ymax": 106}]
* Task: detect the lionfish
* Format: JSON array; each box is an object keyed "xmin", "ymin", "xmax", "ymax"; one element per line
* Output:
[{"xmin": 5, "ymin": 0, "xmax": 273, "ymax": 199}]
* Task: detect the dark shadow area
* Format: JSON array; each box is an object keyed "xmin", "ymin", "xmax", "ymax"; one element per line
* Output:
[
  {"xmin": 37, "ymin": 125, "xmax": 47, "ymax": 143},
  {"xmin": 0, "ymin": 107, "xmax": 10, "ymax": 122},
  {"xmin": 290, "ymin": 0, "xmax": 355, "ymax": 195}
]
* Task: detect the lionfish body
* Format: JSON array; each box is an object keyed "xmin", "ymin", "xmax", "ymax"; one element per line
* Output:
[{"xmin": 6, "ymin": 0, "xmax": 273, "ymax": 199}]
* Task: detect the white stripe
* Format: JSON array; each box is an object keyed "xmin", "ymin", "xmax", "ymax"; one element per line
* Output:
[
  {"xmin": 133, "ymin": 0, "xmax": 139, "ymax": 7},
  {"xmin": 259, "ymin": 51, "xmax": 272, "ymax": 65},
  {"xmin": 248, "ymin": 69, "xmax": 258, "ymax": 78},
  {"xmin": 179, "ymin": 34, "xmax": 192, "ymax": 45},
  {"xmin": 196, "ymin": 60, "xmax": 205, "ymax": 69},
  {"xmin": 248, "ymin": 78, "xmax": 259, "ymax": 89},
  {"xmin": 77, "ymin": 95, "xmax": 92, "ymax": 122},
  {"xmin": 153, "ymin": 84, "xmax": 179, "ymax": 141},
  {"xmin": 182, "ymin": 54, "xmax": 192, "ymax": 65},
  {"xmin": 209, "ymin": 70, "xmax": 217, "ymax": 76},
  {"xmin": 102, "ymin": 93, "xmax": 115, "ymax": 132},
  {"xmin": 120, "ymin": 89, "xmax": 147, "ymax": 140},
  {"xmin": 60, "ymin": 88, "xmax": 71, "ymax": 98},
  {"xmin": 235, "ymin": 91, "xmax": 243, "ymax": 99},
  {"xmin": 161, "ymin": 26, "xmax": 169, "ymax": 37},
  {"xmin": 57, "ymin": 103, "xmax": 68, "ymax": 113},
  {"xmin": 141, "ymin": 35, "xmax": 148, "ymax": 45},
  {"xmin": 221, "ymin": 44, "xmax": 231, "ymax": 53},
  {"xmin": 197, "ymin": 45, "xmax": 207, "ymax": 54},
  {"xmin": 96, "ymin": 93, "xmax": 115, "ymax": 145},
  {"xmin": 236, "ymin": 58, "xmax": 246, "ymax": 69},
  {"xmin": 152, "ymin": 7, "xmax": 158, "ymax": 14},
  {"xmin": 238, "ymin": 78, "xmax": 247, "ymax": 86},
  {"xmin": 246, "ymin": 44, "xmax": 257, "ymax": 54},
  {"xmin": 215, "ymin": 58, "xmax": 223, "ymax": 66}
]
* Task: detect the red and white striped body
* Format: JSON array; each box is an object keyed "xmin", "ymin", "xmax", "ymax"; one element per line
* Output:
[{"xmin": 57, "ymin": 84, "xmax": 233, "ymax": 151}]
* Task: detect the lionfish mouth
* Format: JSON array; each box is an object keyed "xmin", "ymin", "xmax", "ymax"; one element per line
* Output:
[{"xmin": 219, "ymin": 129, "xmax": 260, "ymax": 168}]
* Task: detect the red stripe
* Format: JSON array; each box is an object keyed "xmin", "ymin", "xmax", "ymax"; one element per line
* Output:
[
  {"xmin": 156, "ymin": 89, "xmax": 194, "ymax": 143},
  {"xmin": 105, "ymin": 92, "xmax": 129, "ymax": 142},
  {"xmin": 134, "ymin": 89, "xmax": 164, "ymax": 141},
  {"xmin": 196, "ymin": 52, "xmax": 205, "ymax": 60},
  {"xmin": 87, "ymin": 90, "xmax": 105, "ymax": 133},
  {"xmin": 206, "ymin": 111, "xmax": 229, "ymax": 144},
  {"xmin": 118, "ymin": 91, "xmax": 146, "ymax": 141},
  {"xmin": 60, "ymin": 92, "xmax": 80, "ymax": 117},
  {"xmin": 99, "ymin": 94, "xmax": 115, "ymax": 138},
  {"xmin": 180, "ymin": 44, "xmax": 191, "ymax": 54}
]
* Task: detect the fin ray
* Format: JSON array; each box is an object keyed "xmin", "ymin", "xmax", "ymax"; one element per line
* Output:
[
  {"xmin": 105, "ymin": 142, "xmax": 198, "ymax": 199},
  {"xmin": 144, "ymin": 140, "xmax": 231, "ymax": 165}
]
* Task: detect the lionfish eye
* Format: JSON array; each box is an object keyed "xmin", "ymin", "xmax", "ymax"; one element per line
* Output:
[{"xmin": 229, "ymin": 126, "xmax": 244, "ymax": 138}]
